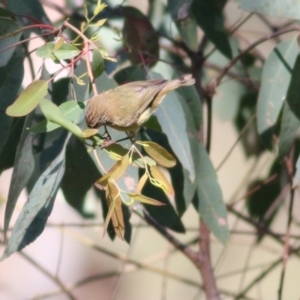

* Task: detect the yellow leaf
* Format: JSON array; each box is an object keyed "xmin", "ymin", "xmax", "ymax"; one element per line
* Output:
[
  {"xmin": 136, "ymin": 173, "xmax": 148, "ymax": 194},
  {"xmin": 104, "ymin": 178, "xmax": 125, "ymax": 239},
  {"xmin": 131, "ymin": 153, "xmax": 156, "ymax": 168},
  {"xmin": 137, "ymin": 141, "xmax": 176, "ymax": 168},
  {"xmin": 150, "ymin": 166, "xmax": 175, "ymax": 196},
  {"xmin": 54, "ymin": 36, "xmax": 65, "ymax": 51},
  {"xmin": 95, "ymin": 153, "xmax": 130, "ymax": 189},
  {"xmin": 128, "ymin": 193, "xmax": 165, "ymax": 206},
  {"xmin": 94, "ymin": 2, "xmax": 107, "ymax": 16},
  {"xmin": 90, "ymin": 18, "xmax": 107, "ymax": 27},
  {"xmin": 82, "ymin": 128, "xmax": 98, "ymax": 138}
]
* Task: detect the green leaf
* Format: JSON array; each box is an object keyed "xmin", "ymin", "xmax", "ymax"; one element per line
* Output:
[
  {"xmin": 92, "ymin": 49, "xmax": 104, "ymax": 78},
  {"xmin": 237, "ymin": 0, "xmax": 300, "ymax": 19},
  {"xmin": 61, "ymin": 136, "xmax": 101, "ymax": 217},
  {"xmin": 0, "ymin": 117, "xmax": 25, "ymax": 174},
  {"xmin": 39, "ymin": 98, "xmax": 84, "ymax": 138},
  {"xmin": 191, "ymin": 0, "xmax": 232, "ymax": 59},
  {"xmin": 0, "ymin": 17, "xmax": 22, "ymax": 67},
  {"xmin": 36, "ymin": 42, "xmax": 80, "ymax": 60},
  {"xmin": 0, "ymin": 50, "xmax": 24, "ymax": 154},
  {"xmin": 73, "ymin": 61, "xmax": 90, "ymax": 102},
  {"xmin": 122, "ymin": 6, "xmax": 159, "ymax": 67},
  {"xmin": 210, "ymin": 36, "xmax": 247, "ymax": 123},
  {"xmin": 6, "ymin": 80, "xmax": 48, "ymax": 117},
  {"xmin": 193, "ymin": 143, "xmax": 229, "ymax": 244},
  {"xmin": 1, "ymin": 134, "xmax": 70, "ymax": 261},
  {"xmin": 246, "ymin": 178, "xmax": 281, "ymax": 242},
  {"xmin": 30, "ymin": 101, "xmax": 85, "ymax": 133},
  {"xmin": 0, "ymin": 8, "xmax": 15, "ymax": 17},
  {"xmin": 167, "ymin": 0, "xmax": 198, "ymax": 51},
  {"xmin": 278, "ymin": 54, "xmax": 300, "ymax": 158},
  {"xmin": 3, "ymin": 115, "xmax": 35, "ymax": 239},
  {"xmin": 7, "ymin": 0, "xmax": 51, "ymax": 36},
  {"xmin": 257, "ymin": 37, "xmax": 299, "ymax": 149}
]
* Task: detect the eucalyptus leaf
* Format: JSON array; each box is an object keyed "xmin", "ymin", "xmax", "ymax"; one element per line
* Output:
[
  {"xmin": 257, "ymin": 37, "xmax": 299, "ymax": 149},
  {"xmin": 0, "ymin": 17, "xmax": 22, "ymax": 67},
  {"xmin": 6, "ymin": 80, "xmax": 48, "ymax": 117},
  {"xmin": 1, "ymin": 133, "xmax": 70, "ymax": 261}
]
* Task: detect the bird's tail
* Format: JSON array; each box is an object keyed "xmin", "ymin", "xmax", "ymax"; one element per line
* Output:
[{"xmin": 162, "ymin": 74, "xmax": 195, "ymax": 92}]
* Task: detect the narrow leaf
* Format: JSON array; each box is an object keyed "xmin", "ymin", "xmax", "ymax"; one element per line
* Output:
[
  {"xmin": 136, "ymin": 173, "xmax": 148, "ymax": 194},
  {"xmin": 278, "ymin": 54, "xmax": 300, "ymax": 158},
  {"xmin": 104, "ymin": 178, "xmax": 125, "ymax": 239},
  {"xmin": 128, "ymin": 193, "xmax": 165, "ymax": 206},
  {"xmin": 193, "ymin": 143, "xmax": 229, "ymax": 244},
  {"xmin": 0, "ymin": 17, "xmax": 22, "ymax": 66},
  {"xmin": 95, "ymin": 153, "xmax": 130, "ymax": 189},
  {"xmin": 4, "ymin": 115, "xmax": 35, "ymax": 239},
  {"xmin": 191, "ymin": 0, "xmax": 232, "ymax": 59},
  {"xmin": 1, "ymin": 134, "xmax": 70, "ymax": 260},
  {"xmin": 92, "ymin": 49, "xmax": 104, "ymax": 79},
  {"xmin": 257, "ymin": 37, "xmax": 299, "ymax": 149},
  {"xmin": 0, "ymin": 50, "xmax": 24, "ymax": 155}
]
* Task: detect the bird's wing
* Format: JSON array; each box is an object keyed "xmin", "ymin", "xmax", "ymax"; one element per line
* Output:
[{"xmin": 128, "ymin": 79, "xmax": 168, "ymax": 118}]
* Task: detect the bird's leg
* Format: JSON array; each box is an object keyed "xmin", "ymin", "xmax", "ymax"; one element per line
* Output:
[
  {"xmin": 100, "ymin": 131, "xmax": 135, "ymax": 149},
  {"xmin": 100, "ymin": 125, "xmax": 112, "ymax": 142}
]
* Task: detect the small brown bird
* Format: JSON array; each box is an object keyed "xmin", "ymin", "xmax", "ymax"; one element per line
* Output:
[{"xmin": 85, "ymin": 74, "xmax": 195, "ymax": 134}]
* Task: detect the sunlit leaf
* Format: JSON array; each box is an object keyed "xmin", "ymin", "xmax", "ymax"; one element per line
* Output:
[
  {"xmin": 150, "ymin": 166, "xmax": 175, "ymax": 196},
  {"xmin": 54, "ymin": 36, "xmax": 66, "ymax": 50},
  {"xmin": 137, "ymin": 141, "xmax": 176, "ymax": 168},
  {"xmin": 95, "ymin": 153, "xmax": 130, "ymax": 189},
  {"xmin": 136, "ymin": 173, "xmax": 148, "ymax": 194},
  {"xmin": 82, "ymin": 128, "xmax": 98, "ymax": 138},
  {"xmin": 131, "ymin": 154, "xmax": 156, "ymax": 168},
  {"xmin": 128, "ymin": 193, "xmax": 165, "ymax": 206},
  {"xmin": 6, "ymin": 80, "xmax": 48, "ymax": 117},
  {"xmin": 94, "ymin": 1, "xmax": 107, "ymax": 16},
  {"xmin": 36, "ymin": 42, "xmax": 80, "ymax": 60},
  {"xmin": 104, "ymin": 178, "xmax": 125, "ymax": 239}
]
